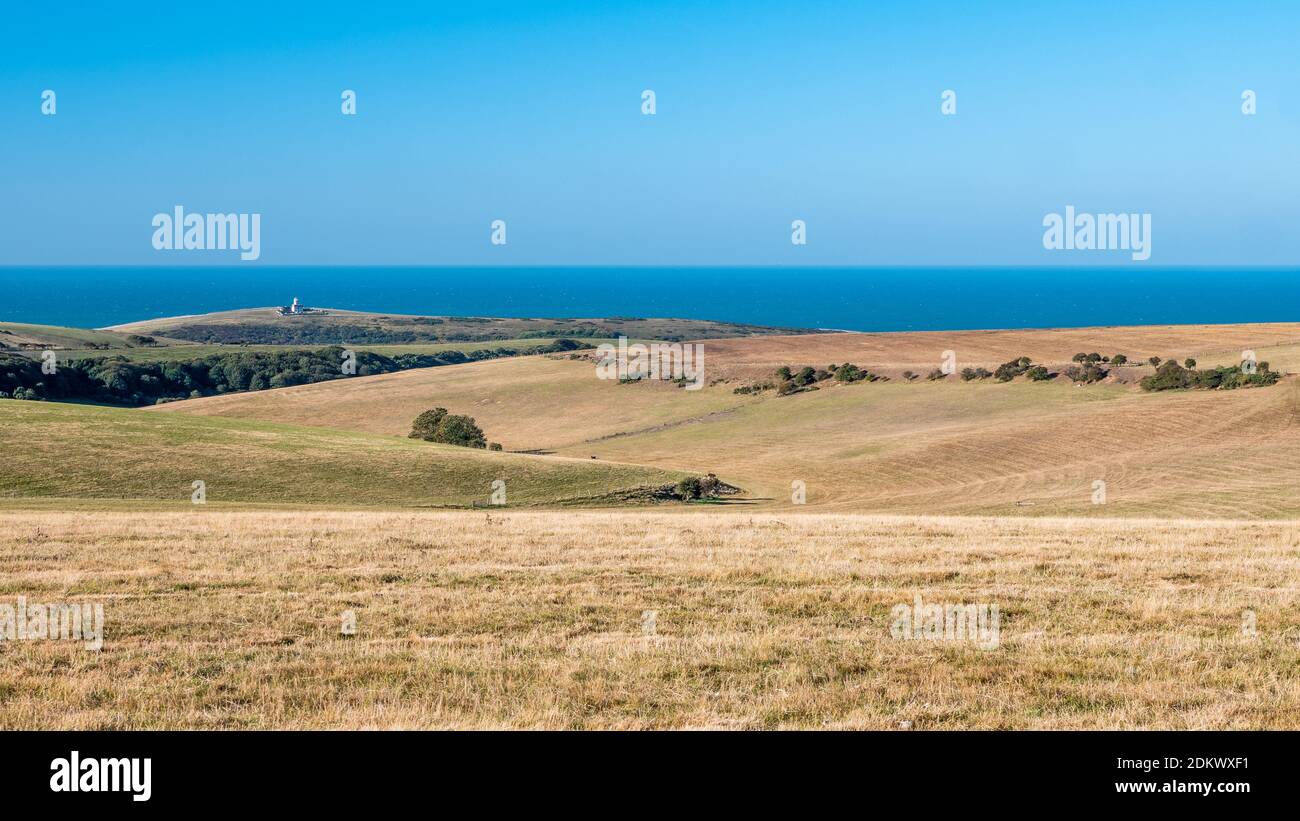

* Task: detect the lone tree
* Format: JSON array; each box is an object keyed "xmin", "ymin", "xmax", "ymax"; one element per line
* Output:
[
  {"xmin": 1184, "ymin": 358, "xmax": 1197, "ymax": 369},
  {"xmin": 409, "ymin": 407, "xmax": 487, "ymax": 448}
]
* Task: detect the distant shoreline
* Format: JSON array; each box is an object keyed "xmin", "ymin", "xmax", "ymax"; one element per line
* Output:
[{"xmin": 3, "ymin": 266, "xmax": 1298, "ymax": 332}]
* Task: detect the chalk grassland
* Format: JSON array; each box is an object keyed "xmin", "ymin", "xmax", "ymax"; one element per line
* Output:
[
  {"xmin": 0, "ymin": 321, "xmax": 191, "ymax": 351},
  {"xmin": 694, "ymin": 322, "xmax": 1300, "ymax": 378},
  {"xmin": 154, "ymin": 355, "xmax": 750, "ymax": 449},
  {"xmin": 107, "ymin": 307, "xmax": 819, "ymax": 343},
  {"xmin": 0, "ymin": 510, "xmax": 1296, "ymax": 729},
  {"xmin": 156, "ymin": 324, "xmax": 1300, "ymax": 518},
  {"xmin": 0, "ymin": 400, "xmax": 684, "ymax": 508},
  {"xmin": 48, "ymin": 338, "xmax": 622, "ymax": 363}
]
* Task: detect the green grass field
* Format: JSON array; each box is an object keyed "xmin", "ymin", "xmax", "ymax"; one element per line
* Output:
[
  {"xmin": 48, "ymin": 337, "xmax": 616, "ymax": 363},
  {"xmin": 0, "ymin": 399, "xmax": 686, "ymax": 508},
  {"xmin": 0, "ymin": 321, "xmax": 174, "ymax": 351},
  {"xmin": 108, "ymin": 307, "xmax": 817, "ymax": 345}
]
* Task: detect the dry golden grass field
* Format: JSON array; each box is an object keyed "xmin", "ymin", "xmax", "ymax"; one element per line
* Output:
[
  {"xmin": 5, "ymin": 322, "xmax": 1300, "ymax": 729},
  {"xmin": 2, "ymin": 509, "xmax": 1297, "ymax": 729}
]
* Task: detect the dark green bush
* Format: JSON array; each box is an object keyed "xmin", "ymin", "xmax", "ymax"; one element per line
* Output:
[
  {"xmin": 1065, "ymin": 363, "xmax": 1108, "ymax": 383},
  {"xmin": 0, "ymin": 339, "xmax": 588, "ymax": 407},
  {"xmin": 409, "ymin": 407, "xmax": 487, "ymax": 448},
  {"xmin": 1142, "ymin": 361, "xmax": 1281, "ymax": 392}
]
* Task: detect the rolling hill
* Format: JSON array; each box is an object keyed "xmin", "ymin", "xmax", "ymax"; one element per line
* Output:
[
  {"xmin": 107, "ymin": 307, "xmax": 823, "ymax": 345},
  {"xmin": 153, "ymin": 322, "xmax": 1300, "ymax": 518},
  {"xmin": 0, "ymin": 399, "xmax": 687, "ymax": 508},
  {"xmin": 0, "ymin": 321, "xmax": 191, "ymax": 352}
]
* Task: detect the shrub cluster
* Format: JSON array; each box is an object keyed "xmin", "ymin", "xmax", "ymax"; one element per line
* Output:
[
  {"xmin": 993, "ymin": 356, "xmax": 1034, "ymax": 382},
  {"xmin": 408, "ymin": 407, "xmax": 488, "ymax": 448},
  {"xmin": 1140, "ymin": 360, "xmax": 1280, "ymax": 392},
  {"xmin": 1064, "ymin": 363, "xmax": 1108, "ymax": 383},
  {"xmin": 770, "ymin": 362, "xmax": 880, "ymax": 395},
  {"xmin": 674, "ymin": 474, "xmax": 729, "ymax": 501},
  {"xmin": 960, "ymin": 356, "xmax": 1054, "ymax": 383}
]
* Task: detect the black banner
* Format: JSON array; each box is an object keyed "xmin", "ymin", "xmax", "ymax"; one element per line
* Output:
[{"xmin": 2, "ymin": 731, "xmax": 1279, "ymax": 808}]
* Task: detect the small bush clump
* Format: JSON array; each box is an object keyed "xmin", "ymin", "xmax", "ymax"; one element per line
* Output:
[
  {"xmin": 1064, "ymin": 363, "xmax": 1108, "ymax": 383},
  {"xmin": 993, "ymin": 356, "xmax": 1034, "ymax": 382},
  {"xmin": 675, "ymin": 473, "xmax": 729, "ymax": 501},
  {"xmin": 771, "ymin": 362, "xmax": 877, "ymax": 395},
  {"xmin": 409, "ymin": 407, "xmax": 488, "ymax": 448}
]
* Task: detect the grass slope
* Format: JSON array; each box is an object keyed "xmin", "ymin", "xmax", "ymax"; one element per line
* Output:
[
  {"xmin": 0, "ymin": 399, "xmax": 685, "ymax": 508},
  {"xmin": 108, "ymin": 307, "xmax": 818, "ymax": 344},
  {"xmin": 52, "ymin": 337, "xmax": 616, "ymax": 363},
  {"xmin": 0, "ymin": 321, "xmax": 189, "ymax": 352},
  {"xmin": 1, "ymin": 510, "xmax": 1296, "ymax": 729},
  {"xmin": 155, "ymin": 324, "xmax": 1300, "ymax": 518},
  {"xmin": 153, "ymin": 354, "xmax": 750, "ymax": 449}
]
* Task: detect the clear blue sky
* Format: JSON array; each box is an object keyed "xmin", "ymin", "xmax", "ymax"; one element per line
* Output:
[{"xmin": 1, "ymin": 0, "xmax": 1296, "ymax": 265}]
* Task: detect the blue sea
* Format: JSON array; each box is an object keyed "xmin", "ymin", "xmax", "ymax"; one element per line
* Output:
[{"xmin": 1, "ymin": 267, "xmax": 1296, "ymax": 332}]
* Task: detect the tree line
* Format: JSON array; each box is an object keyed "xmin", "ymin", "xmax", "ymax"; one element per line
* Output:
[{"xmin": 0, "ymin": 339, "xmax": 586, "ymax": 406}]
